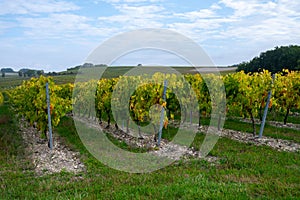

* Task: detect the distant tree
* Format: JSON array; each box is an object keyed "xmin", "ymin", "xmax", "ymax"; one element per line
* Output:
[
  {"xmin": 83, "ymin": 63, "xmax": 94, "ymax": 68},
  {"xmin": 236, "ymin": 45, "xmax": 300, "ymax": 73},
  {"xmin": 37, "ymin": 70, "xmax": 44, "ymax": 76},
  {"xmin": 25, "ymin": 70, "xmax": 35, "ymax": 77},
  {"xmin": 18, "ymin": 71, "xmax": 23, "ymax": 77},
  {"xmin": 2, "ymin": 72, "xmax": 5, "ymax": 77},
  {"xmin": 19, "ymin": 68, "xmax": 29, "ymax": 74},
  {"xmin": 0, "ymin": 68, "xmax": 14, "ymax": 73},
  {"xmin": 67, "ymin": 65, "xmax": 81, "ymax": 71},
  {"xmin": 137, "ymin": 64, "xmax": 143, "ymax": 66},
  {"xmin": 96, "ymin": 64, "xmax": 108, "ymax": 67}
]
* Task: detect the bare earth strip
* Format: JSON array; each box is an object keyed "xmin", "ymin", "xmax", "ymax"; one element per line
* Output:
[
  {"xmin": 19, "ymin": 118, "xmax": 85, "ymax": 176},
  {"xmin": 238, "ymin": 118, "xmax": 300, "ymax": 131},
  {"xmin": 168, "ymin": 121, "xmax": 300, "ymax": 152},
  {"xmin": 19, "ymin": 114, "xmax": 298, "ymax": 176},
  {"xmin": 73, "ymin": 116, "xmax": 219, "ymax": 164},
  {"xmin": 73, "ymin": 116, "xmax": 299, "ymax": 167},
  {"xmin": 198, "ymin": 126, "xmax": 300, "ymax": 152}
]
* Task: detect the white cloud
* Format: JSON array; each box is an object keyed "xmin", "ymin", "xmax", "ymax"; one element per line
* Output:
[
  {"xmin": 1, "ymin": 0, "xmax": 299, "ymax": 69},
  {"xmin": 174, "ymin": 3, "xmax": 221, "ymax": 21},
  {"xmin": 174, "ymin": 9, "xmax": 217, "ymax": 20},
  {"xmin": 219, "ymin": 0, "xmax": 277, "ymax": 18},
  {"xmin": 116, "ymin": 4, "xmax": 165, "ymax": 14},
  {"xmin": 223, "ymin": 16, "xmax": 300, "ymax": 42},
  {"xmin": 168, "ymin": 0, "xmax": 299, "ymax": 41},
  {"xmin": 0, "ymin": 0, "xmax": 118, "ymax": 40},
  {"xmin": 0, "ymin": 0, "xmax": 79, "ymax": 15},
  {"xmin": 98, "ymin": 4, "xmax": 167, "ymax": 29},
  {"xmin": 17, "ymin": 13, "xmax": 116, "ymax": 40},
  {"xmin": 218, "ymin": 0, "xmax": 300, "ymax": 41},
  {"xmin": 18, "ymin": 14, "xmax": 89, "ymax": 38},
  {"xmin": 99, "ymin": 0, "xmax": 163, "ymax": 3},
  {"xmin": 168, "ymin": 17, "xmax": 235, "ymax": 36},
  {"xmin": 276, "ymin": 0, "xmax": 300, "ymax": 16},
  {"xmin": 167, "ymin": 4, "xmax": 235, "ymax": 41},
  {"xmin": 162, "ymin": 0, "xmax": 300, "ymax": 65}
]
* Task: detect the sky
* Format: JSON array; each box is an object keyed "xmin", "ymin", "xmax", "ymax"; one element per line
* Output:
[{"xmin": 0, "ymin": 0, "xmax": 299, "ymax": 72}]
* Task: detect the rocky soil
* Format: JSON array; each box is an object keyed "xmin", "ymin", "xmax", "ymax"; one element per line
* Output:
[
  {"xmin": 238, "ymin": 118, "xmax": 300, "ymax": 130},
  {"xmin": 19, "ymin": 114, "xmax": 299, "ymax": 176},
  {"xmin": 74, "ymin": 116, "xmax": 300, "ymax": 166},
  {"xmin": 74, "ymin": 117, "xmax": 219, "ymax": 164},
  {"xmin": 77, "ymin": 117, "xmax": 300, "ymax": 159},
  {"xmin": 195, "ymin": 125, "xmax": 300, "ymax": 153},
  {"xmin": 218, "ymin": 127, "xmax": 300, "ymax": 152},
  {"xmin": 19, "ymin": 118, "xmax": 85, "ymax": 176}
]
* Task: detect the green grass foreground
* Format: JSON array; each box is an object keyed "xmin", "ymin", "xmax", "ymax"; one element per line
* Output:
[{"xmin": 0, "ymin": 104, "xmax": 299, "ymax": 199}]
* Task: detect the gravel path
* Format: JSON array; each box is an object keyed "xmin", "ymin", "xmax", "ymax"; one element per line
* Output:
[
  {"xmin": 73, "ymin": 116, "xmax": 300, "ymax": 166},
  {"xmin": 19, "ymin": 118, "xmax": 85, "ymax": 176},
  {"xmin": 196, "ymin": 125, "xmax": 300, "ymax": 152},
  {"xmin": 19, "ymin": 114, "xmax": 298, "ymax": 176},
  {"xmin": 74, "ymin": 117, "xmax": 218, "ymax": 163},
  {"xmin": 238, "ymin": 118, "xmax": 300, "ymax": 131},
  {"xmin": 219, "ymin": 127, "xmax": 300, "ymax": 152}
]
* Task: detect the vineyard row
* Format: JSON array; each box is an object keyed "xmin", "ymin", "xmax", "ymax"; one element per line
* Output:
[{"xmin": 7, "ymin": 69, "xmax": 300, "ymax": 138}]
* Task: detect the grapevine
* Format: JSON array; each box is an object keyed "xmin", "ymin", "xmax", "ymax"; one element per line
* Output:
[
  {"xmin": 7, "ymin": 69, "xmax": 300, "ymax": 142},
  {"xmin": 9, "ymin": 76, "xmax": 72, "ymax": 138},
  {"xmin": 274, "ymin": 70, "xmax": 300, "ymax": 124},
  {"xmin": 0, "ymin": 92, "xmax": 3, "ymax": 105}
]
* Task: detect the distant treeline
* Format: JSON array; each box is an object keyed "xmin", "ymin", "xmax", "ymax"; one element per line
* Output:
[
  {"xmin": 66, "ymin": 63, "xmax": 108, "ymax": 72},
  {"xmin": 0, "ymin": 63, "xmax": 107, "ymax": 78},
  {"xmin": 235, "ymin": 45, "xmax": 300, "ymax": 73},
  {"xmin": 0, "ymin": 68, "xmax": 44, "ymax": 77}
]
